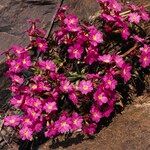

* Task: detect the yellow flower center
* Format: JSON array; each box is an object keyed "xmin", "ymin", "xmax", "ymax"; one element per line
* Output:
[{"xmin": 83, "ymin": 85, "xmax": 88, "ymax": 91}]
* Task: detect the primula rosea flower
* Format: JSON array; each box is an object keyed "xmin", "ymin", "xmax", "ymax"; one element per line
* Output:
[
  {"xmin": 36, "ymin": 38, "xmax": 48, "ymax": 52},
  {"xmin": 89, "ymin": 27, "xmax": 103, "ymax": 46},
  {"xmin": 64, "ymin": 14, "xmax": 78, "ymax": 27},
  {"xmin": 101, "ymin": 13, "xmax": 115, "ymax": 22},
  {"xmin": 140, "ymin": 44, "xmax": 150, "ymax": 54},
  {"xmin": 121, "ymin": 28, "xmax": 130, "ymax": 40},
  {"xmin": 43, "ymin": 101, "xmax": 57, "ymax": 113},
  {"xmin": 11, "ymin": 75, "xmax": 24, "ymax": 85},
  {"xmin": 121, "ymin": 63, "xmax": 132, "ymax": 82},
  {"xmin": 78, "ymin": 80, "xmax": 93, "ymax": 94},
  {"xmin": 113, "ymin": 55, "xmax": 125, "ymax": 68},
  {"xmin": 38, "ymin": 60, "xmax": 56, "ymax": 71},
  {"xmin": 83, "ymin": 123, "xmax": 97, "ymax": 135},
  {"xmin": 139, "ymin": 52, "xmax": 150, "ymax": 68},
  {"xmin": 68, "ymin": 91, "xmax": 78, "ymax": 104},
  {"xmin": 103, "ymin": 74, "xmax": 117, "ymax": 91},
  {"xmin": 68, "ymin": 44, "xmax": 83, "ymax": 59},
  {"xmin": 45, "ymin": 123, "xmax": 58, "ymax": 138},
  {"xmin": 11, "ymin": 45, "xmax": 27, "ymax": 55},
  {"xmin": 19, "ymin": 127, "xmax": 33, "ymax": 141},
  {"xmin": 22, "ymin": 117, "xmax": 33, "ymax": 127},
  {"xmin": 84, "ymin": 47, "xmax": 99, "ymax": 65},
  {"xmin": 90, "ymin": 105, "xmax": 102, "ymax": 123},
  {"xmin": 55, "ymin": 115, "xmax": 71, "ymax": 133},
  {"xmin": 133, "ymin": 35, "xmax": 144, "ymax": 43},
  {"xmin": 98, "ymin": 54, "xmax": 112, "ymax": 63},
  {"xmin": 71, "ymin": 112, "xmax": 83, "ymax": 131},
  {"xmin": 128, "ymin": 12, "xmax": 141, "ymax": 24},
  {"xmin": 94, "ymin": 89, "xmax": 108, "ymax": 106},
  {"xmin": 109, "ymin": 0, "xmax": 122, "ymax": 12},
  {"xmin": 10, "ymin": 95, "xmax": 24, "ymax": 108},
  {"xmin": 21, "ymin": 55, "xmax": 32, "ymax": 69},
  {"xmin": 60, "ymin": 80, "xmax": 73, "ymax": 93},
  {"xmin": 4, "ymin": 115, "xmax": 21, "ymax": 127}
]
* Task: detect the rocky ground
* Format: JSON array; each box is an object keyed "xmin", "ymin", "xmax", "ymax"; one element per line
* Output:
[{"xmin": 0, "ymin": 0, "xmax": 150, "ymax": 150}]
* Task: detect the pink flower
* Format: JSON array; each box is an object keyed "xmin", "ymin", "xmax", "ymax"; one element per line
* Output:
[
  {"xmin": 32, "ymin": 98, "xmax": 42, "ymax": 110},
  {"xmin": 60, "ymin": 80, "xmax": 73, "ymax": 93},
  {"xmin": 55, "ymin": 115, "xmax": 71, "ymax": 133},
  {"xmin": 133, "ymin": 35, "xmax": 144, "ymax": 43},
  {"xmin": 128, "ymin": 12, "xmax": 141, "ymax": 24},
  {"xmin": 140, "ymin": 10, "xmax": 150, "ymax": 21},
  {"xmin": 121, "ymin": 28, "xmax": 130, "ymax": 40},
  {"xmin": 113, "ymin": 55, "xmax": 125, "ymax": 68},
  {"xmin": 27, "ymin": 108, "xmax": 40, "ymax": 120},
  {"xmin": 45, "ymin": 123, "xmax": 58, "ymax": 138},
  {"xmin": 9, "ymin": 60, "xmax": 22, "ymax": 73},
  {"xmin": 36, "ymin": 38, "xmax": 48, "ymax": 52},
  {"xmin": 68, "ymin": 44, "xmax": 83, "ymax": 59},
  {"xmin": 11, "ymin": 45, "xmax": 27, "ymax": 55},
  {"xmin": 101, "ymin": 13, "xmax": 115, "ymax": 22},
  {"xmin": 38, "ymin": 60, "xmax": 56, "ymax": 71},
  {"xmin": 43, "ymin": 101, "xmax": 57, "ymax": 114},
  {"xmin": 98, "ymin": 54, "xmax": 113, "ymax": 63},
  {"xmin": 89, "ymin": 27, "xmax": 103, "ymax": 46},
  {"xmin": 84, "ymin": 47, "xmax": 99, "ymax": 65},
  {"xmin": 20, "ymin": 56, "xmax": 32, "ymax": 69},
  {"xmin": 11, "ymin": 75, "xmax": 24, "ymax": 85},
  {"xmin": 83, "ymin": 123, "xmax": 97, "ymax": 135},
  {"xmin": 4, "ymin": 115, "xmax": 21, "ymax": 127},
  {"xmin": 109, "ymin": 0, "xmax": 122, "ymax": 12},
  {"xmin": 101, "ymin": 102, "xmax": 114, "ymax": 117},
  {"xmin": 22, "ymin": 117, "xmax": 33, "ymax": 127},
  {"xmin": 90, "ymin": 105, "xmax": 102, "ymax": 123},
  {"xmin": 64, "ymin": 15, "xmax": 80, "ymax": 32},
  {"xmin": 64, "ymin": 14, "xmax": 78, "ymax": 27},
  {"xmin": 78, "ymin": 80, "xmax": 93, "ymax": 94},
  {"xmin": 94, "ymin": 89, "xmax": 108, "ymax": 106},
  {"xmin": 139, "ymin": 52, "xmax": 150, "ymax": 68},
  {"xmin": 68, "ymin": 91, "xmax": 78, "ymax": 105},
  {"xmin": 70, "ymin": 112, "xmax": 83, "ymax": 131},
  {"xmin": 10, "ymin": 95, "xmax": 24, "ymax": 108},
  {"xmin": 140, "ymin": 44, "xmax": 150, "ymax": 54},
  {"xmin": 103, "ymin": 74, "xmax": 117, "ymax": 90},
  {"xmin": 121, "ymin": 63, "xmax": 132, "ymax": 82},
  {"xmin": 33, "ymin": 122, "xmax": 43, "ymax": 132},
  {"xmin": 19, "ymin": 127, "xmax": 33, "ymax": 141}
]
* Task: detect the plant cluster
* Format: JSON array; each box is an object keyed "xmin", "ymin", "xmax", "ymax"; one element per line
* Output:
[{"xmin": 3, "ymin": 0, "xmax": 150, "ymax": 141}]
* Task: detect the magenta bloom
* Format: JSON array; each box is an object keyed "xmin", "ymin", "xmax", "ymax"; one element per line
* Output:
[
  {"xmin": 128, "ymin": 12, "xmax": 141, "ymax": 24},
  {"xmin": 45, "ymin": 123, "xmax": 58, "ymax": 138},
  {"xmin": 69, "ymin": 91, "xmax": 78, "ymax": 105},
  {"xmin": 19, "ymin": 127, "xmax": 33, "ymax": 141},
  {"xmin": 55, "ymin": 115, "xmax": 71, "ymax": 133},
  {"xmin": 78, "ymin": 80, "xmax": 93, "ymax": 94},
  {"xmin": 85, "ymin": 47, "xmax": 99, "ymax": 65},
  {"xmin": 89, "ymin": 27, "xmax": 103, "ymax": 46},
  {"xmin": 140, "ymin": 10, "xmax": 150, "ymax": 21},
  {"xmin": 109, "ymin": 0, "xmax": 122, "ymax": 12},
  {"xmin": 101, "ymin": 13, "xmax": 115, "ymax": 22},
  {"xmin": 90, "ymin": 105, "xmax": 102, "ymax": 123},
  {"xmin": 32, "ymin": 98, "xmax": 42, "ymax": 110},
  {"xmin": 98, "ymin": 54, "xmax": 113, "ymax": 63},
  {"xmin": 43, "ymin": 101, "xmax": 57, "ymax": 114},
  {"xmin": 140, "ymin": 44, "xmax": 150, "ymax": 54},
  {"xmin": 83, "ymin": 123, "xmax": 97, "ymax": 135},
  {"xmin": 113, "ymin": 55, "xmax": 125, "ymax": 68},
  {"xmin": 103, "ymin": 74, "xmax": 117, "ymax": 90},
  {"xmin": 121, "ymin": 63, "xmax": 132, "ymax": 82},
  {"xmin": 9, "ymin": 60, "xmax": 22, "ymax": 73},
  {"xmin": 121, "ymin": 28, "xmax": 130, "ymax": 40},
  {"xmin": 11, "ymin": 75, "xmax": 24, "ymax": 85},
  {"xmin": 38, "ymin": 60, "xmax": 56, "ymax": 72},
  {"xmin": 22, "ymin": 117, "xmax": 33, "ymax": 127},
  {"xmin": 4, "ymin": 115, "xmax": 21, "ymax": 127},
  {"xmin": 36, "ymin": 38, "xmax": 48, "ymax": 52},
  {"xmin": 133, "ymin": 35, "xmax": 144, "ymax": 43},
  {"xmin": 68, "ymin": 44, "xmax": 83, "ymax": 59},
  {"xmin": 11, "ymin": 45, "xmax": 27, "ymax": 55},
  {"xmin": 27, "ymin": 108, "xmax": 40, "ymax": 120},
  {"xmin": 94, "ymin": 89, "xmax": 108, "ymax": 106},
  {"xmin": 70, "ymin": 112, "xmax": 83, "ymax": 131},
  {"xmin": 10, "ymin": 95, "xmax": 24, "ymax": 108},
  {"xmin": 20, "ymin": 56, "xmax": 32, "ymax": 69},
  {"xmin": 60, "ymin": 80, "xmax": 73, "ymax": 93},
  {"xmin": 139, "ymin": 53, "xmax": 150, "ymax": 68},
  {"xmin": 64, "ymin": 14, "xmax": 78, "ymax": 27}
]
